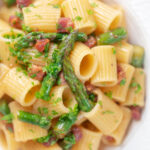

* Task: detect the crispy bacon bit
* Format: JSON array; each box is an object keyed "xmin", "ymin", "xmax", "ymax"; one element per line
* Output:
[
  {"xmin": 117, "ymin": 65, "xmax": 126, "ymax": 84},
  {"xmin": 5, "ymin": 123, "xmax": 14, "ymax": 132},
  {"xmin": 35, "ymin": 39, "xmax": 50, "ymax": 53},
  {"xmin": 17, "ymin": 0, "xmax": 32, "ymax": 8},
  {"xmin": 105, "ymin": 136, "xmax": 115, "ymax": 143},
  {"xmin": 72, "ymin": 125, "xmax": 82, "ymax": 142},
  {"xmin": 28, "ymin": 65, "xmax": 46, "ymax": 81},
  {"xmin": 9, "ymin": 16, "xmax": 22, "ymax": 29},
  {"xmin": 85, "ymin": 82, "xmax": 95, "ymax": 92},
  {"xmin": 84, "ymin": 36, "xmax": 97, "ymax": 48},
  {"xmin": 43, "ymin": 137, "xmax": 57, "ymax": 147},
  {"xmin": 57, "ymin": 17, "xmax": 74, "ymax": 33},
  {"xmin": 130, "ymin": 106, "xmax": 141, "ymax": 121}
]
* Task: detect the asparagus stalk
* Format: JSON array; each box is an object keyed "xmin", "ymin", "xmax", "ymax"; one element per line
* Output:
[
  {"xmin": 59, "ymin": 133, "xmax": 76, "ymax": 150},
  {"xmin": 131, "ymin": 45, "xmax": 144, "ymax": 67},
  {"xmin": 17, "ymin": 111, "xmax": 51, "ymax": 129},
  {"xmin": 63, "ymin": 56, "xmax": 94, "ymax": 112},
  {"xmin": 15, "ymin": 32, "xmax": 87, "ymax": 51},
  {"xmin": 36, "ymin": 31, "xmax": 78, "ymax": 101},
  {"xmin": 97, "ymin": 27, "xmax": 127, "ymax": 45},
  {"xmin": 0, "ymin": 101, "xmax": 10, "ymax": 115}
]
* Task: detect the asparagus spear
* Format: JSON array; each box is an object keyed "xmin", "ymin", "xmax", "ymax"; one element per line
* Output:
[
  {"xmin": 59, "ymin": 133, "xmax": 76, "ymax": 150},
  {"xmin": 97, "ymin": 27, "xmax": 127, "ymax": 45},
  {"xmin": 36, "ymin": 31, "xmax": 78, "ymax": 101},
  {"xmin": 15, "ymin": 32, "xmax": 87, "ymax": 51},
  {"xmin": 17, "ymin": 111, "xmax": 51, "ymax": 129},
  {"xmin": 53, "ymin": 105, "xmax": 79, "ymax": 138},
  {"xmin": 63, "ymin": 56, "xmax": 94, "ymax": 112},
  {"xmin": 131, "ymin": 45, "xmax": 144, "ymax": 68},
  {"xmin": 0, "ymin": 101, "xmax": 10, "ymax": 115}
]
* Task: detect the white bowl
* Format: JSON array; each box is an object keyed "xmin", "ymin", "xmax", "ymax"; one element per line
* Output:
[{"xmin": 0, "ymin": 0, "xmax": 150, "ymax": 150}]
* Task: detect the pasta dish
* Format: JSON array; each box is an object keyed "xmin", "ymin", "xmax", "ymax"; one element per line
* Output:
[{"xmin": 0, "ymin": 0, "xmax": 145, "ymax": 150}]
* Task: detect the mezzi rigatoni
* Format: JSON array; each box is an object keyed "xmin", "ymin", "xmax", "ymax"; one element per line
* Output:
[
  {"xmin": 72, "ymin": 126, "xmax": 103, "ymax": 150},
  {"xmin": 84, "ymin": 89, "xmax": 123, "ymax": 134},
  {"xmin": 115, "ymin": 41, "xmax": 134, "ymax": 64},
  {"xmin": 70, "ymin": 42, "xmax": 97, "ymax": 82},
  {"xmin": 9, "ymin": 102, "xmax": 48, "ymax": 142},
  {"xmin": 102, "ymin": 63, "xmax": 135, "ymax": 102},
  {"xmin": 62, "ymin": 0, "xmax": 96, "ymax": 34},
  {"xmin": 91, "ymin": 46, "xmax": 117, "ymax": 87},
  {"xmin": 23, "ymin": 2, "xmax": 61, "ymax": 32},
  {"xmin": 102, "ymin": 107, "xmax": 131, "ymax": 146},
  {"xmin": 3, "ymin": 68, "xmax": 40, "ymax": 106},
  {"xmin": 89, "ymin": 0, "xmax": 121, "ymax": 33},
  {"xmin": 33, "ymin": 85, "xmax": 77, "ymax": 118},
  {"xmin": 122, "ymin": 68, "xmax": 145, "ymax": 107}
]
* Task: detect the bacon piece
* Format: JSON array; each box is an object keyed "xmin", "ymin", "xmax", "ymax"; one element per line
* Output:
[
  {"xmin": 85, "ymin": 82, "xmax": 96, "ymax": 92},
  {"xmin": 57, "ymin": 17, "xmax": 74, "ymax": 33},
  {"xmin": 72, "ymin": 125, "xmax": 82, "ymax": 142},
  {"xmin": 35, "ymin": 39, "xmax": 50, "ymax": 53},
  {"xmin": 5, "ymin": 123, "xmax": 14, "ymax": 132},
  {"xmin": 130, "ymin": 106, "xmax": 141, "ymax": 121},
  {"xmin": 9, "ymin": 16, "xmax": 22, "ymax": 29},
  {"xmin": 85, "ymin": 36, "xmax": 97, "ymax": 48},
  {"xmin": 28, "ymin": 65, "xmax": 46, "ymax": 81},
  {"xmin": 105, "ymin": 136, "xmax": 115, "ymax": 143},
  {"xmin": 17, "ymin": 0, "xmax": 32, "ymax": 8},
  {"xmin": 117, "ymin": 64, "xmax": 126, "ymax": 84}
]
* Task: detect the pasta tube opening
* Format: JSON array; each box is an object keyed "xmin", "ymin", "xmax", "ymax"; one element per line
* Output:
[
  {"xmin": 24, "ymin": 85, "xmax": 41, "ymax": 104},
  {"xmin": 80, "ymin": 54, "xmax": 96, "ymax": 78},
  {"xmin": 62, "ymin": 86, "xmax": 77, "ymax": 108}
]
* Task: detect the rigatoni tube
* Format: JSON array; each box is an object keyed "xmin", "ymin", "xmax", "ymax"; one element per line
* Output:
[
  {"xmin": 70, "ymin": 42, "xmax": 97, "ymax": 82},
  {"xmin": 91, "ymin": 45, "xmax": 117, "ymax": 87},
  {"xmin": 62, "ymin": 0, "xmax": 96, "ymax": 34},
  {"xmin": 3, "ymin": 68, "xmax": 40, "ymax": 106}
]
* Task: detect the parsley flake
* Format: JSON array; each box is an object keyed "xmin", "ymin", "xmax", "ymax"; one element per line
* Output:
[
  {"xmin": 120, "ymin": 79, "xmax": 126, "ymax": 86},
  {"xmin": 104, "ymin": 91, "xmax": 112, "ymax": 99},
  {"xmin": 74, "ymin": 16, "xmax": 82, "ymax": 21},
  {"xmin": 87, "ymin": 9, "xmax": 94, "ymax": 15}
]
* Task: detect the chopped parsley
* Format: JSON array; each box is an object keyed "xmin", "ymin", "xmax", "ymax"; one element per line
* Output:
[
  {"xmin": 89, "ymin": 143, "xmax": 92, "ymax": 150},
  {"xmin": 53, "ymin": 4, "xmax": 60, "ymax": 8},
  {"xmin": 102, "ymin": 111, "xmax": 114, "ymax": 115},
  {"xmin": 130, "ymin": 82, "xmax": 142, "ymax": 94},
  {"xmin": 113, "ymin": 47, "xmax": 116, "ymax": 54},
  {"xmin": 120, "ymin": 79, "xmax": 126, "ymax": 86},
  {"xmin": 15, "ymin": 11, "xmax": 24, "ymax": 20},
  {"xmin": 38, "ymin": 107, "xmax": 49, "ymax": 115},
  {"xmin": 87, "ymin": 9, "xmax": 94, "ymax": 15},
  {"xmin": 1, "ymin": 113, "xmax": 14, "ymax": 123},
  {"xmin": 98, "ymin": 101, "xmax": 103, "ymax": 107},
  {"xmin": 52, "ymin": 98, "xmax": 62, "ymax": 106},
  {"xmin": 24, "ymin": 8, "xmax": 31, "ymax": 13},
  {"xmin": 90, "ymin": 2, "xmax": 98, "ymax": 8},
  {"xmin": 51, "ymin": 110, "xmax": 58, "ymax": 116},
  {"xmin": 104, "ymin": 91, "xmax": 113, "ymax": 99},
  {"xmin": 29, "ymin": 129, "xmax": 34, "ymax": 133},
  {"xmin": 74, "ymin": 16, "xmax": 82, "ymax": 21},
  {"xmin": 22, "ymin": 24, "xmax": 32, "ymax": 33},
  {"xmin": 135, "ymin": 84, "xmax": 142, "ymax": 94}
]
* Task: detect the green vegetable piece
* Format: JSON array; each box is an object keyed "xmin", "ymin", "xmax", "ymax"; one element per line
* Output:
[
  {"xmin": 4, "ymin": 0, "xmax": 16, "ymax": 7},
  {"xmin": 17, "ymin": 111, "xmax": 51, "ymax": 129},
  {"xmin": 131, "ymin": 45, "xmax": 144, "ymax": 68},
  {"xmin": 63, "ymin": 56, "xmax": 94, "ymax": 112},
  {"xmin": 1, "ymin": 113, "xmax": 14, "ymax": 123},
  {"xmin": 98, "ymin": 27, "xmax": 127, "ymax": 45},
  {"xmin": 36, "ymin": 31, "xmax": 78, "ymax": 101},
  {"xmin": 0, "ymin": 101, "xmax": 10, "ymax": 115},
  {"xmin": 59, "ymin": 133, "xmax": 76, "ymax": 150},
  {"xmin": 53, "ymin": 105, "xmax": 78, "ymax": 138},
  {"xmin": 37, "ymin": 131, "xmax": 57, "ymax": 145}
]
